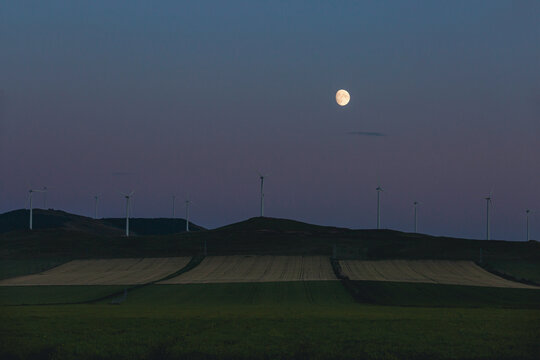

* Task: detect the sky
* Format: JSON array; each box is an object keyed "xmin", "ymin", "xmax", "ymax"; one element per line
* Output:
[{"xmin": 1, "ymin": 1, "xmax": 539, "ymax": 241}]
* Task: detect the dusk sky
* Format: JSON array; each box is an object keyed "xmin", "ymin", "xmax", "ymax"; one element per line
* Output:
[{"xmin": 1, "ymin": 1, "xmax": 539, "ymax": 241}]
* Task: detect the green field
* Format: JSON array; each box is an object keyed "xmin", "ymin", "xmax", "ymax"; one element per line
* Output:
[
  {"xmin": 483, "ymin": 260, "xmax": 540, "ymax": 284},
  {"xmin": 116, "ymin": 282, "xmax": 353, "ymax": 306},
  {"xmin": 2, "ymin": 214, "xmax": 540, "ymax": 359},
  {"xmin": 0, "ymin": 259, "xmax": 68, "ymax": 281},
  {"xmin": 1, "ymin": 282, "xmax": 539, "ymax": 360},
  {"xmin": 0, "ymin": 285, "xmax": 127, "ymax": 305},
  {"xmin": 344, "ymin": 280, "xmax": 540, "ymax": 308}
]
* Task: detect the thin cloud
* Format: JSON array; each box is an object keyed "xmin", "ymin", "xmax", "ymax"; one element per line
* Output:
[{"xmin": 348, "ymin": 131, "xmax": 386, "ymax": 137}]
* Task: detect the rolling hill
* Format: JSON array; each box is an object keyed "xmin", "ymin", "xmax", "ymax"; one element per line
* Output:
[
  {"xmin": 1, "ymin": 211, "xmax": 539, "ymax": 284},
  {"xmin": 0, "ymin": 209, "xmax": 204, "ymax": 235},
  {"xmin": 0, "ymin": 209, "xmax": 122, "ymax": 235},
  {"xmin": 101, "ymin": 217, "xmax": 204, "ymax": 235}
]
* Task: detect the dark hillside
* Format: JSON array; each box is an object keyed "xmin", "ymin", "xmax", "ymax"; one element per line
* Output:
[
  {"xmin": 102, "ymin": 218, "xmax": 204, "ymax": 235},
  {"xmin": 0, "ymin": 209, "xmax": 204, "ymax": 236},
  {"xmin": 0, "ymin": 209, "xmax": 122, "ymax": 236},
  {"xmin": 1, "ymin": 215, "xmax": 539, "ymax": 269},
  {"xmin": 182, "ymin": 217, "xmax": 540, "ymax": 263}
]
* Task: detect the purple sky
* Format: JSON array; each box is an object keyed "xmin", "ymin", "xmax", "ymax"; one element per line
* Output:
[{"xmin": 1, "ymin": 1, "xmax": 539, "ymax": 240}]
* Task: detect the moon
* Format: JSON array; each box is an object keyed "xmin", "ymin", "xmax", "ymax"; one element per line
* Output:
[{"xmin": 336, "ymin": 89, "xmax": 350, "ymax": 106}]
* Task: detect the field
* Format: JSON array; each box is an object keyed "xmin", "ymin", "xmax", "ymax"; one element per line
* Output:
[
  {"xmin": 343, "ymin": 281, "xmax": 540, "ymax": 308},
  {"xmin": 483, "ymin": 259, "xmax": 540, "ymax": 284},
  {"xmin": 0, "ymin": 257, "xmax": 191, "ymax": 286},
  {"xmin": 0, "ymin": 285, "xmax": 126, "ymax": 305},
  {"xmin": 339, "ymin": 259, "xmax": 537, "ymax": 288},
  {"xmin": 1, "ymin": 215, "xmax": 540, "ymax": 359},
  {"xmin": 160, "ymin": 255, "xmax": 337, "ymax": 284},
  {"xmin": 1, "ymin": 282, "xmax": 539, "ymax": 360},
  {"xmin": 127, "ymin": 282, "xmax": 350, "ymax": 305},
  {"xmin": 0, "ymin": 259, "xmax": 69, "ymax": 280}
]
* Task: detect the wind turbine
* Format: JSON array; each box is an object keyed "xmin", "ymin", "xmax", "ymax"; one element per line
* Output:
[
  {"xmin": 376, "ymin": 186, "xmax": 383, "ymax": 229},
  {"xmin": 26, "ymin": 188, "xmax": 45, "ymax": 230},
  {"xmin": 413, "ymin": 201, "xmax": 418, "ymax": 233},
  {"xmin": 259, "ymin": 174, "xmax": 266, "ymax": 217},
  {"xmin": 185, "ymin": 199, "xmax": 191, "ymax": 232},
  {"xmin": 526, "ymin": 209, "xmax": 531, "ymax": 241},
  {"xmin": 122, "ymin": 191, "xmax": 134, "ymax": 237},
  {"xmin": 484, "ymin": 192, "xmax": 493, "ymax": 240}
]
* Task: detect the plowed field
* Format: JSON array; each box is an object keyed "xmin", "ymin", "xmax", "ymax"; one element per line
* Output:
[
  {"xmin": 339, "ymin": 260, "xmax": 538, "ymax": 289},
  {"xmin": 160, "ymin": 255, "xmax": 336, "ymax": 284},
  {"xmin": 0, "ymin": 257, "xmax": 190, "ymax": 286}
]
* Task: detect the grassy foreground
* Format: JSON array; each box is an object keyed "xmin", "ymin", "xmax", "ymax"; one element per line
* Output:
[
  {"xmin": 344, "ymin": 281, "xmax": 540, "ymax": 308},
  {"xmin": 0, "ymin": 285, "xmax": 126, "ymax": 305},
  {"xmin": 1, "ymin": 282, "xmax": 539, "ymax": 360}
]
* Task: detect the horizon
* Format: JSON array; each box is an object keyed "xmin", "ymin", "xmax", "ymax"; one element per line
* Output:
[
  {"xmin": 1, "ymin": 1, "xmax": 539, "ymax": 241},
  {"xmin": 2, "ymin": 206, "xmax": 537, "ymax": 242}
]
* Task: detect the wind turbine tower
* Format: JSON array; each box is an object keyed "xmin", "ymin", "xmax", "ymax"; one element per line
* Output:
[
  {"xmin": 27, "ymin": 188, "xmax": 45, "ymax": 230},
  {"xmin": 122, "ymin": 192, "xmax": 134, "ymax": 237},
  {"xmin": 484, "ymin": 194, "xmax": 492, "ymax": 240},
  {"xmin": 28, "ymin": 190, "xmax": 35, "ymax": 230},
  {"xmin": 376, "ymin": 186, "xmax": 383, "ymax": 229},
  {"xmin": 185, "ymin": 199, "xmax": 191, "ymax": 232},
  {"xmin": 526, "ymin": 209, "xmax": 531, "ymax": 241},
  {"xmin": 259, "ymin": 175, "xmax": 265, "ymax": 217},
  {"xmin": 413, "ymin": 201, "xmax": 418, "ymax": 233}
]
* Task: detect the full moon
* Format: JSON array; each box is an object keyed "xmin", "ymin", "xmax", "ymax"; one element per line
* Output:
[{"xmin": 336, "ymin": 89, "xmax": 350, "ymax": 106}]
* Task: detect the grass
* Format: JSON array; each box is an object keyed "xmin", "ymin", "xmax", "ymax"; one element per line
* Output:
[
  {"xmin": 119, "ymin": 281, "xmax": 352, "ymax": 306},
  {"xmin": 483, "ymin": 260, "xmax": 540, "ymax": 284},
  {"xmin": 1, "ymin": 213, "xmax": 539, "ymax": 359},
  {"xmin": 0, "ymin": 294, "xmax": 539, "ymax": 360},
  {"xmin": 343, "ymin": 280, "xmax": 540, "ymax": 308},
  {"xmin": 0, "ymin": 285, "xmax": 126, "ymax": 305},
  {"xmin": 0, "ymin": 259, "xmax": 68, "ymax": 280},
  {"xmin": 1, "ymin": 282, "xmax": 539, "ymax": 359}
]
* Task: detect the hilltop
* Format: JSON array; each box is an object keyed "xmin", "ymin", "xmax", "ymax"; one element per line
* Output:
[
  {"xmin": 0, "ymin": 209, "xmax": 204, "ymax": 236},
  {"xmin": 0, "ymin": 209, "xmax": 122, "ymax": 236}
]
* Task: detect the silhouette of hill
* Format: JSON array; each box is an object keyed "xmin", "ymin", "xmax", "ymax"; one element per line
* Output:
[
  {"xmin": 0, "ymin": 209, "xmax": 122, "ymax": 235},
  {"xmin": 1, "ymin": 213, "xmax": 538, "ymax": 274},
  {"xmin": 102, "ymin": 218, "xmax": 204, "ymax": 235},
  {"xmin": 0, "ymin": 209, "xmax": 205, "ymax": 236}
]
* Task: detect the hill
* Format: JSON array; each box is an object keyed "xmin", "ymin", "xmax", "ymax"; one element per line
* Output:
[
  {"xmin": 0, "ymin": 209, "xmax": 122, "ymax": 236},
  {"xmin": 1, "ymin": 213, "xmax": 539, "ymax": 285},
  {"xmin": 102, "ymin": 217, "xmax": 204, "ymax": 235},
  {"xmin": 0, "ymin": 209, "xmax": 204, "ymax": 236},
  {"xmin": 2, "ymin": 214, "xmax": 538, "ymax": 264}
]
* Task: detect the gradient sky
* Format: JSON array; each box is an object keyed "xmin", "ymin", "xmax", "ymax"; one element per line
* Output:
[{"xmin": 1, "ymin": 1, "xmax": 539, "ymax": 240}]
